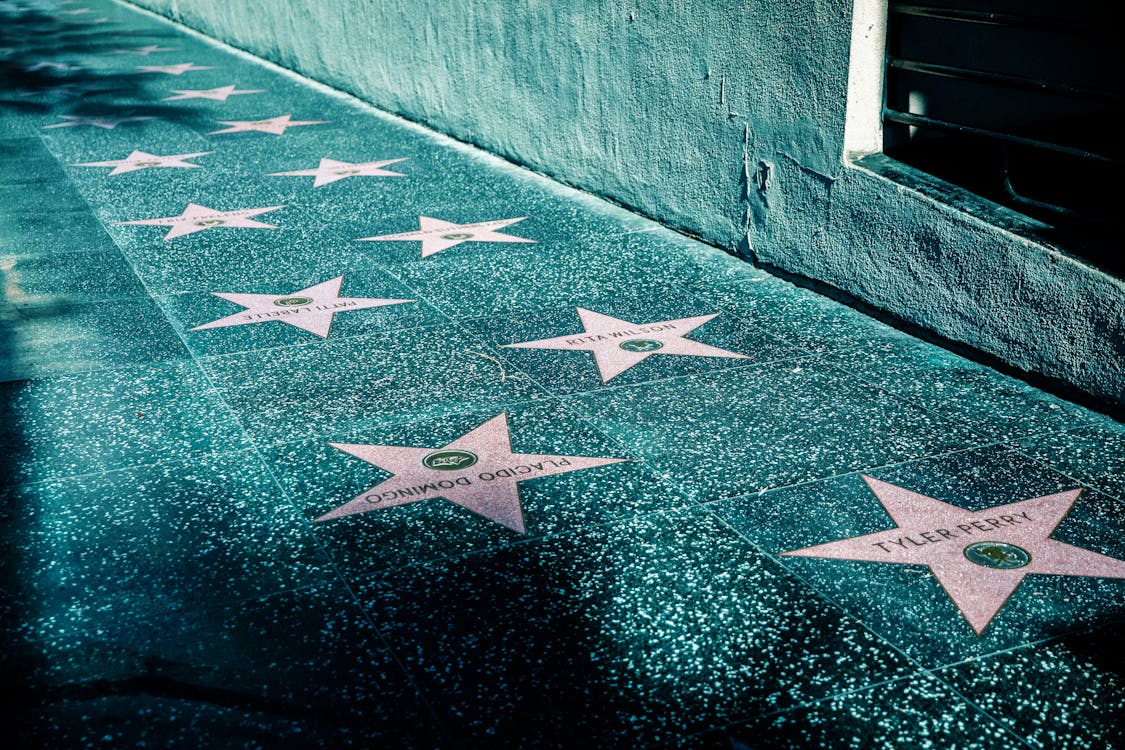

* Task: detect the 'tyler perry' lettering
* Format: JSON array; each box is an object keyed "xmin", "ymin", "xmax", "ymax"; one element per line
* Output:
[{"xmin": 871, "ymin": 511, "xmax": 1033, "ymax": 553}]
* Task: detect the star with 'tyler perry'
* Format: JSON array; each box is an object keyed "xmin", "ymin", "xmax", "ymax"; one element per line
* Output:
[
  {"xmin": 163, "ymin": 84, "xmax": 264, "ymax": 102},
  {"xmin": 43, "ymin": 114, "xmax": 155, "ymax": 130},
  {"xmin": 137, "ymin": 62, "xmax": 213, "ymax": 75},
  {"xmin": 74, "ymin": 149, "xmax": 212, "ymax": 175},
  {"xmin": 319, "ymin": 413, "xmax": 626, "ymax": 532},
  {"xmin": 114, "ymin": 202, "xmax": 284, "ymax": 240},
  {"xmin": 191, "ymin": 276, "xmax": 413, "ymax": 339},
  {"xmin": 209, "ymin": 114, "xmax": 328, "ymax": 135},
  {"xmin": 503, "ymin": 307, "xmax": 749, "ymax": 382},
  {"xmin": 268, "ymin": 157, "xmax": 408, "ymax": 187},
  {"xmin": 357, "ymin": 216, "xmax": 534, "ymax": 258},
  {"xmin": 783, "ymin": 476, "xmax": 1125, "ymax": 634}
]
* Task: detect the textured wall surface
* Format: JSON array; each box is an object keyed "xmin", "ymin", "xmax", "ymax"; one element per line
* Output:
[{"xmin": 126, "ymin": 0, "xmax": 1124, "ymax": 407}]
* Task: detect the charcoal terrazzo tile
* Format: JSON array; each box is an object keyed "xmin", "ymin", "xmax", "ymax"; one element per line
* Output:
[
  {"xmin": 159, "ymin": 267, "xmax": 448, "ymax": 357},
  {"xmin": 355, "ymin": 507, "xmax": 915, "ymax": 748},
  {"xmin": 0, "ymin": 210, "xmax": 114, "ymax": 255},
  {"xmin": 825, "ymin": 335, "xmax": 1101, "ymax": 443},
  {"xmin": 0, "ymin": 248, "xmax": 146, "ymax": 302},
  {"xmin": 1, "ymin": 450, "xmax": 330, "ymax": 638},
  {"xmin": 715, "ymin": 445, "xmax": 1125, "ymax": 667},
  {"xmin": 688, "ymin": 275, "xmax": 913, "ymax": 355},
  {"xmin": 1015, "ymin": 418, "xmax": 1125, "ymax": 501},
  {"xmin": 935, "ymin": 623, "xmax": 1125, "ymax": 749},
  {"xmin": 465, "ymin": 294, "xmax": 799, "ymax": 395},
  {"xmin": 572, "ymin": 360, "xmax": 985, "ymax": 503},
  {"xmin": 201, "ymin": 321, "xmax": 548, "ymax": 446},
  {"xmin": 0, "ymin": 295, "xmax": 188, "ymax": 381},
  {"xmin": 677, "ymin": 673, "xmax": 1026, "ymax": 750},
  {"xmin": 381, "ymin": 241, "xmax": 689, "ymax": 321},
  {"xmin": 0, "ymin": 360, "xmax": 249, "ymax": 485},
  {"xmin": 8, "ymin": 584, "xmax": 443, "ymax": 748},
  {"xmin": 261, "ymin": 399, "xmax": 674, "ymax": 575}
]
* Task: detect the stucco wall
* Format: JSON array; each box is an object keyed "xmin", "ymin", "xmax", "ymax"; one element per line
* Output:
[{"xmin": 125, "ymin": 0, "xmax": 1124, "ymax": 407}]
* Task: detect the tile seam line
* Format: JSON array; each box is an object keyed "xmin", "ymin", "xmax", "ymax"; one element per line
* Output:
[
  {"xmin": 703, "ymin": 509, "xmax": 1041, "ymax": 750},
  {"xmin": 26, "ymin": 7, "xmax": 453, "ymax": 735}
]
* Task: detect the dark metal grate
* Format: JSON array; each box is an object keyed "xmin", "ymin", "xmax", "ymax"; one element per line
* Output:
[{"xmin": 883, "ymin": 1, "xmax": 1123, "ymax": 268}]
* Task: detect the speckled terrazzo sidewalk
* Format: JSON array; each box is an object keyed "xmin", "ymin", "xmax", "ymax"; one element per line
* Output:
[{"xmin": 2, "ymin": 1, "xmax": 1124, "ymax": 748}]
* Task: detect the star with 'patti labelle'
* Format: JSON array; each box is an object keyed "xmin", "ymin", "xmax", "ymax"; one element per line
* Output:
[
  {"xmin": 190, "ymin": 276, "xmax": 413, "ymax": 338},
  {"xmin": 357, "ymin": 216, "xmax": 534, "ymax": 258},
  {"xmin": 74, "ymin": 149, "xmax": 212, "ymax": 175},
  {"xmin": 163, "ymin": 84, "xmax": 264, "ymax": 102},
  {"xmin": 137, "ymin": 62, "xmax": 213, "ymax": 75},
  {"xmin": 782, "ymin": 476, "xmax": 1125, "ymax": 634},
  {"xmin": 43, "ymin": 114, "xmax": 155, "ymax": 130},
  {"xmin": 209, "ymin": 114, "xmax": 328, "ymax": 135},
  {"xmin": 268, "ymin": 157, "xmax": 408, "ymax": 187},
  {"xmin": 114, "ymin": 202, "xmax": 284, "ymax": 240},
  {"xmin": 318, "ymin": 412, "xmax": 626, "ymax": 532},
  {"xmin": 503, "ymin": 307, "xmax": 749, "ymax": 382}
]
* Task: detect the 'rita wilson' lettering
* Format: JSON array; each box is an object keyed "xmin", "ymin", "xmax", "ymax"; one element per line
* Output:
[
  {"xmin": 871, "ymin": 511, "xmax": 1032, "ymax": 553},
  {"xmin": 566, "ymin": 324, "xmax": 676, "ymax": 346}
]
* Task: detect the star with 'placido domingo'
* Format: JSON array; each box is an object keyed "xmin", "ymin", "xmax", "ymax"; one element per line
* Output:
[
  {"xmin": 503, "ymin": 307, "xmax": 749, "ymax": 382},
  {"xmin": 209, "ymin": 114, "xmax": 328, "ymax": 135},
  {"xmin": 783, "ymin": 476, "xmax": 1125, "ymax": 634},
  {"xmin": 268, "ymin": 157, "xmax": 407, "ymax": 187},
  {"xmin": 319, "ymin": 413, "xmax": 626, "ymax": 533},
  {"xmin": 190, "ymin": 276, "xmax": 413, "ymax": 338},
  {"xmin": 113, "ymin": 202, "xmax": 284, "ymax": 240},
  {"xmin": 74, "ymin": 149, "xmax": 212, "ymax": 175},
  {"xmin": 163, "ymin": 84, "xmax": 264, "ymax": 101},
  {"xmin": 357, "ymin": 216, "xmax": 534, "ymax": 257}
]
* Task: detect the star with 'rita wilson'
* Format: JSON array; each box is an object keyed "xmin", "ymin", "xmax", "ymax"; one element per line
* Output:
[
  {"xmin": 319, "ymin": 413, "xmax": 626, "ymax": 533},
  {"xmin": 209, "ymin": 114, "xmax": 328, "ymax": 135},
  {"xmin": 190, "ymin": 276, "xmax": 413, "ymax": 338},
  {"xmin": 163, "ymin": 84, "xmax": 264, "ymax": 101},
  {"xmin": 113, "ymin": 202, "xmax": 284, "ymax": 240},
  {"xmin": 73, "ymin": 149, "xmax": 212, "ymax": 175},
  {"xmin": 357, "ymin": 215, "xmax": 534, "ymax": 257},
  {"xmin": 268, "ymin": 157, "xmax": 408, "ymax": 187},
  {"xmin": 782, "ymin": 476, "xmax": 1125, "ymax": 634},
  {"xmin": 503, "ymin": 307, "xmax": 749, "ymax": 382}
]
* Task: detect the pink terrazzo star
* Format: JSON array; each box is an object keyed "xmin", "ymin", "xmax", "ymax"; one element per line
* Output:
[
  {"xmin": 74, "ymin": 149, "xmax": 212, "ymax": 175},
  {"xmin": 114, "ymin": 202, "xmax": 284, "ymax": 240},
  {"xmin": 190, "ymin": 275, "xmax": 413, "ymax": 338},
  {"xmin": 268, "ymin": 157, "xmax": 408, "ymax": 187},
  {"xmin": 503, "ymin": 307, "xmax": 749, "ymax": 382},
  {"xmin": 43, "ymin": 114, "xmax": 154, "ymax": 130},
  {"xmin": 319, "ymin": 413, "xmax": 626, "ymax": 533},
  {"xmin": 111, "ymin": 45, "xmax": 175, "ymax": 56},
  {"xmin": 163, "ymin": 84, "xmax": 264, "ymax": 101},
  {"xmin": 209, "ymin": 114, "xmax": 329, "ymax": 135},
  {"xmin": 357, "ymin": 215, "xmax": 534, "ymax": 257},
  {"xmin": 783, "ymin": 476, "xmax": 1125, "ymax": 634},
  {"xmin": 137, "ymin": 62, "xmax": 213, "ymax": 75}
]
